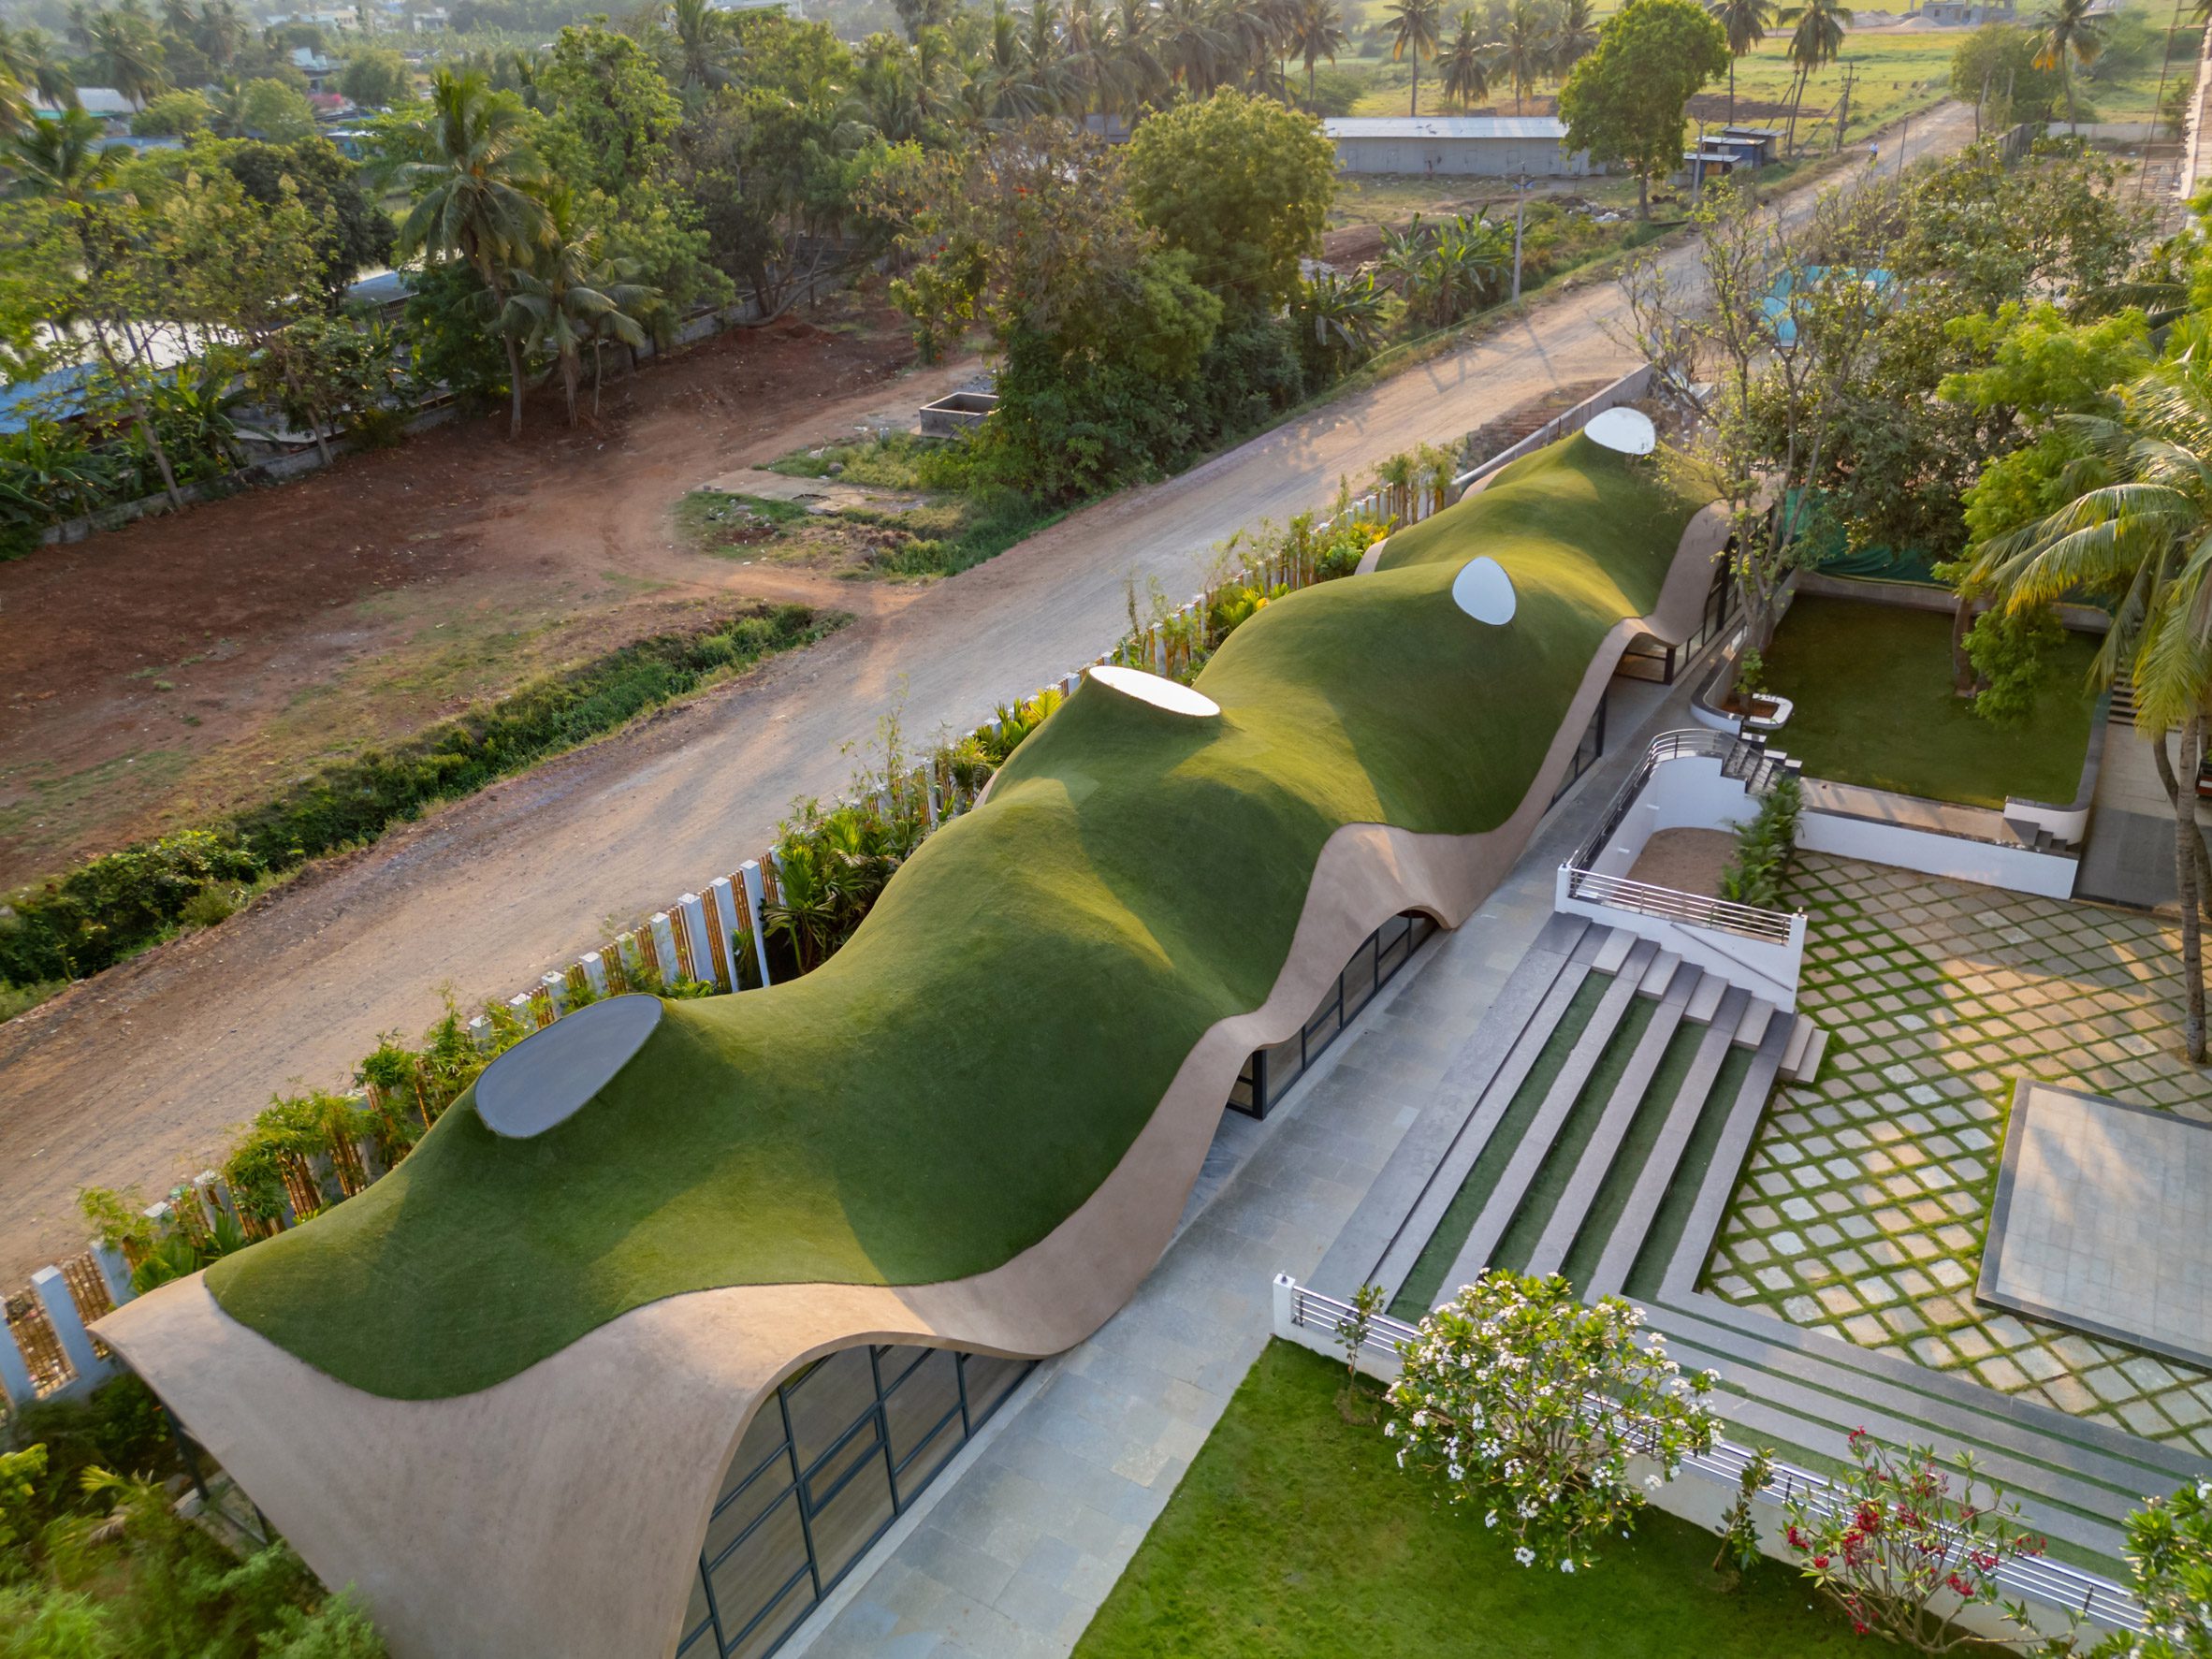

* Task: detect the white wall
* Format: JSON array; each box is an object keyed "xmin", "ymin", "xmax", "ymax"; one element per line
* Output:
[
  {"xmin": 1797, "ymin": 809, "xmax": 2077, "ymax": 900},
  {"xmin": 1332, "ymin": 137, "xmax": 1591, "ymax": 177}
]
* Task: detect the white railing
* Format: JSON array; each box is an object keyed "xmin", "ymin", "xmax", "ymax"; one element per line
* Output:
[
  {"xmin": 1273, "ymin": 1277, "xmax": 2147, "ymax": 1635},
  {"xmin": 1560, "ymin": 869, "xmax": 1796, "ymax": 945}
]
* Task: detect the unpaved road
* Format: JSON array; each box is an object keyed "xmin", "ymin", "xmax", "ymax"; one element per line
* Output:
[{"xmin": 0, "ymin": 103, "xmax": 1976, "ymax": 1279}]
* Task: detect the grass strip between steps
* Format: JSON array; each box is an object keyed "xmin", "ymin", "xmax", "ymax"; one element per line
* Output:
[
  {"xmin": 1623, "ymin": 1043, "xmax": 1758, "ymax": 1302},
  {"xmin": 1559, "ymin": 1018, "xmax": 1709, "ymax": 1294},
  {"xmin": 1389, "ymin": 973, "xmax": 1608, "ymax": 1321},
  {"xmin": 1491, "ymin": 994, "xmax": 1662, "ymax": 1275}
]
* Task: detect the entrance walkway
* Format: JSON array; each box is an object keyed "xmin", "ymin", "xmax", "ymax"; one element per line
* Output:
[{"xmin": 786, "ymin": 676, "xmax": 1695, "ymax": 1658}]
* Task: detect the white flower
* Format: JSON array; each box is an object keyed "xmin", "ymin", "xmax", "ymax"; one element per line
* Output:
[
  {"xmin": 1448, "ymin": 1463, "xmax": 1464, "ymax": 1481},
  {"xmin": 1384, "ymin": 1420, "xmax": 1398, "ymax": 1438},
  {"xmin": 1485, "ymin": 1510, "xmax": 1499, "ymax": 1529},
  {"xmin": 1644, "ymin": 1475, "xmax": 1663, "ymax": 1492},
  {"xmin": 1396, "ymin": 1448, "xmax": 1407, "ymax": 1469},
  {"xmin": 1561, "ymin": 1560, "xmax": 1576, "ymax": 1574},
  {"xmin": 1412, "ymin": 1410, "xmax": 1429, "ymax": 1429},
  {"xmin": 1514, "ymin": 1547, "xmax": 1535, "ymax": 1567}
]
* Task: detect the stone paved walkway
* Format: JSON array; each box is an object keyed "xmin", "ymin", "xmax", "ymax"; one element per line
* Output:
[{"xmin": 1705, "ymin": 853, "xmax": 2212, "ymax": 1449}]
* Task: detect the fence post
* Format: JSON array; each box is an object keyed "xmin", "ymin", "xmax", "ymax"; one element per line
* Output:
[
  {"xmin": 92, "ymin": 1244, "xmax": 134, "ymax": 1308},
  {"xmin": 1272, "ymin": 1273, "xmax": 1298, "ymax": 1344},
  {"xmin": 539, "ymin": 972, "xmax": 569, "ymax": 1017},
  {"xmin": 30, "ymin": 1267, "xmax": 106, "ymax": 1392},
  {"xmin": 0, "ymin": 1321, "xmax": 35, "ymax": 1412},
  {"xmin": 649, "ymin": 912, "xmax": 682, "ymax": 986},
  {"xmin": 1060, "ymin": 672, "xmax": 1081, "ymax": 699},
  {"xmin": 579, "ymin": 951, "xmax": 610, "ymax": 998},
  {"xmin": 739, "ymin": 861, "xmax": 773, "ymax": 988},
  {"xmin": 507, "ymin": 992, "xmax": 539, "ymax": 1032},
  {"xmin": 468, "ymin": 1014, "xmax": 494, "ymax": 1052},
  {"xmin": 708, "ymin": 879, "xmax": 743, "ymax": 991},
  {"xmin": 677, "ymin": 894, "xmax": 716, "ymax": 990}
]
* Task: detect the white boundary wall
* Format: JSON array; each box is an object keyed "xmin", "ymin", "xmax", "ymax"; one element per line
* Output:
[{"xmin": 1797, "ymin": 810, "xmax": 2078, "ymax": 901}]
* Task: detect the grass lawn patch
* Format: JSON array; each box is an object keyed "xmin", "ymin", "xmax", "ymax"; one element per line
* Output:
[
  {"xmin": 1075, "ymin": 1339, "xmax": 1881, "ymax": 1658},
  {"xmin": 1760, "ymin": 594, "xmax": 2100, "ymax": 810},
  {"xmin": 209, "ymin": 435, "xmax": 1715, "ymax": 1399}
]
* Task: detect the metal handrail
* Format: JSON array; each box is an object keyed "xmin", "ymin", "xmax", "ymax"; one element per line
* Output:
[
  {"xmin": 1281, "ymin": 1280, "xmax": 2146, "ymax": 1634},
  {"xmin": 1561, "ymin": 869, "xmax": 1797, "ymax": 945},
  {"xmin": 1570, "ymin": 730, "xmax": 1743, "ymax": 873}
]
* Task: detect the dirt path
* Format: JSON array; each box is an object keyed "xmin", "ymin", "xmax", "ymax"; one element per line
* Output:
[{"xmin": 0, "ymin": 104, "xmax": 1977, "ymax": 1280}]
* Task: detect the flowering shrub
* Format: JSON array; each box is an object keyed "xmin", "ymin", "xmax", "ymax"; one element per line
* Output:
[
  {"xmin": 1783, "ymin": 1430, "xmax": 2055, "ymax": 1652},
  {"xmin": 1713, "ymin": 1447, "xmax": 1776, "ymax": 1588},
  {"xmin": 1383, "ymin": 1272, "xmax": 1720, "ymax": 1570},
  {"xmin": 2095, "ymin": 1479, "xmax": 2212, "ymax": 1657}
]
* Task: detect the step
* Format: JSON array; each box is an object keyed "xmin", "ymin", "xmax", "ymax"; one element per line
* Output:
[
  {"xmin": 1337, "ymin": 921, "xmax": 1603, "ymax": 1302},
  {"xmin": 1685, "ymin": 973, "xmax": 1728, "ymax": 1026},
  {"xmin": 1782, "ymin": 1023, "xmax": 1827, "ymax": 1084},
  {"xmin": 1637, "ymin": 949, "xmax": 1682, "ymax": 998},
  {"xmin": 1593, "ymin": 928, "xmax": 1635, "ymax": 976},
  {"xmin": 1524, "ymin": 970, "xmax": 1702, "ymax": 1279},
  {"xmin": 1431, "ymin": 939, "xmax": 1658, "ymax": 1299},
  {"xmin": 1583, "ymin": 985, "xmax": 1750, "ymax": 1301},
  {"xmin": 1657, "ymin": 1011, "xmax": 1795, "ymax": 1303},
  {"xmin": 1733, "ymin": 998, "xmax": 1775, "ymax": 1049},
  {"xmin": 1778, "ymin": 1013, "xmax": 1819, "ymax": 1082},
  {"xmin": 1658, "ymin": 1288, "xmax": 2209, "ymax": 1490}
]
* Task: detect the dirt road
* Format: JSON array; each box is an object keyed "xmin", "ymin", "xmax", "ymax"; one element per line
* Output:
[{"xmin": 0, "ymin": 104, "xmax": 1976, "ymax": 1279}]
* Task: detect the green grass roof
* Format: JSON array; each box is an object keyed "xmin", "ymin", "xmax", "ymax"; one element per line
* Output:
[{"xmin": 206, "ymin": 435, "xmax": 1713, "ymax": 1400}]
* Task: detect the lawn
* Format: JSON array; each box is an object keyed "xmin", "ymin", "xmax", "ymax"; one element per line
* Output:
[
  {"xmin": 206, "ymin": 434, "xmax": 1715, "ymax": 1400},
  {"xmin": 1759, "ymin": 593, "xmax": 2101, "ymax": 809},
  {"xmin": 1074, "ymin": 1340, "xmax": 1878, "ymax": 1658}
]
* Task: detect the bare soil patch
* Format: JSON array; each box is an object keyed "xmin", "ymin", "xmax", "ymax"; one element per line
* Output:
[
  {"xmin": 1627, "ymin": 828, "xmax": 1739, "ymax": 896},
  {"xmin": 0, "ymin": 297, "xmax": 972, "ymax": 888}
]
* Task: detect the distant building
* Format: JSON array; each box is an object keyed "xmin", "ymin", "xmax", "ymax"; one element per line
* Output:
[
  {"xmin": 1320, "ymin": 116, "xmax": 1594, "ymax": 179},
  {"xmin": 290, "ymin": 46, "xmax": 339, "ymax": 93},
  {"xmin": 35, "ymin": 86, "xmax": 135, "ymax": 131},
  {"xmin": 1918, "ymin": 0, "xmax": 2015, "ymax": 23}
]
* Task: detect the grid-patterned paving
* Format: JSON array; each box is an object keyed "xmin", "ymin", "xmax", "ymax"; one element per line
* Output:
[{"xmin": 1704, "ymin": 852, "xmax": 2212, "ymax": 1449}]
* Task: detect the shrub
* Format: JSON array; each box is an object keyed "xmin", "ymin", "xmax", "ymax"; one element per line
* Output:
[
  {"xmin": 1385, "ymin": 1271, "xmax": 1720, "ymax": 1571},
  {"xmin": 2095, "ymin": 1480, "xmax": 2212, "ymax": 1658},
  {"xmin": 1965, "ymin": 604, "xmax": 2066, "ymax": 726},
  {"xmin": 1783, "ymin": 1429, "xmax": 2055, "ymax": 1651},
  {"xmin": 1718, "ymin": 775, "xmax": 1800, "ymax": 910}
]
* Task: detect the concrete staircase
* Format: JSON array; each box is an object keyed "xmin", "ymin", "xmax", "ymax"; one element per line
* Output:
[{"xmin": 1313, "ymin": 915, "xmax": 2201, "ymax": 1572}]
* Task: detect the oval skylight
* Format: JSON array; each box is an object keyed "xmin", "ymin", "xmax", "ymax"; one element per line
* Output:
[
  {"xmin": 1586, "ymin": 407, "xmax": 1657, "ymax": 456},
  {"xmin": 474, "ymin": 994, "xmax": 663, "ymax": 1139},
  {"xmin": 1087, "ymin": 663, "xmax": 1222, "ymax": 718},
  {"xmin": 1451, "ymin": 556, "xmax": 1518, "ymax": 625}
]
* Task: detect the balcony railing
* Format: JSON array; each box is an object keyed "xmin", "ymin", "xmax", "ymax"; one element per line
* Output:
[{"xmin": 1561, "ymin": 868, "xmax": 1797, "ymax": 945}]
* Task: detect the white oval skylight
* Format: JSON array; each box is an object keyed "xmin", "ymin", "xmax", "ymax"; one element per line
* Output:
[
  {"xmin": 1087, "ymin": 664, "xmax": 1221, "ymax": 718},
  {"xmin": 1586, "ymin": 407, "xmax": 1657, "ymax": 456},
  {"xmin": 475, "ymin": 994, "xmax": 663, "ymax": 1139},
  {"xmin": 1451, "ymin": 556, "xmax": 1518, "ymax": 625}
]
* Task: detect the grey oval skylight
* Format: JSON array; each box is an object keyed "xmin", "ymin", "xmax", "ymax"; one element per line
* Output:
[
  {"xmin": 1586, "ymin": 407, "xmax": 1657, "ymax": 456},
  {"xmin": 474, "ymin": 994, "xmax": 662, "ymax": 1139},
  {"xmin": 1451, "ymin": 556, "xmax": 1518, "ymax": 625},
  {"xmin": 1087, "ymin": 663, "xmax": 1221, "ymax": 718}
]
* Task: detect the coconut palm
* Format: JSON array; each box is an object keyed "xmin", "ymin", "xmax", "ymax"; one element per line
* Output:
[
  {"xmin": 1966, "ymin": 352, "xmax": 2212, "ymax": 1059},
  {"xmin": 196, "ymin": 0, "xmax": 245, "ymax": 66},
  {"xmin": 1490, "ymin": 0, "xmax": 1549, "ymax": 112},
  {"xmin": 1158, "ymin": 0, "xmax": 1230, "ymax": 90},
  {"xmin": 87, "ymin": 8, "xmax": 167, "ymax": 109},
  {"xmin": 2030, "ymin": 0, "xmax": 2105, "ymax": 135},
  {"xmin": 1289, "ymin": 0, "xmax": 1346, "ymax": 105},
  {"xmin": 665, "ymin": 0, "xmax": 737, "ymax": 94},
  {"xmin": 1385, "ymin": 0, "xmax": 1442, "ymax": 114},
  {"xmin": 392, "ymin": 68, "xmax": 551, "ymax": 437},
  {"xmin": 1550, "ymin": 0, "xmax": 1599, "ymax": 80},
  {"xmin": 1777, "ymin": 0, "xmax": 1850, "ymax": 153},
  {"xmin": 1109, "ymin": 0, "xmax": 1165, "ymax": 106},
  {"xmin": 501, "ymin": 226, "xmax": 654, "ymax": 426},
  {"xmin": 1440, "ymin": 8, "xmax": 1491, "ymax": 108},
  {"xmin": 1707, "ymin": 0, "xmax": 1775, "ymax": 124},
  {"xmin": 0, "ymin": 23, "xmax": 76, "ymax": 113}
]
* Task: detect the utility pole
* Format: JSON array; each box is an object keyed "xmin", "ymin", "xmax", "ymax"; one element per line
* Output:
[
  {"xmin": 1897, "ymin": 108, "xmax": 1911, "ymax": 175},
  {"xmin": 1511, "ymin": 170, "xmax": 1529, "ymax": 302},
  {"xmin": 1834, "ymin": 63, "xmax": 1855, "ymax": 153},
  {"xmin": 2139, "ymin": 0, "xmax": 2187, "ymax": 199}
]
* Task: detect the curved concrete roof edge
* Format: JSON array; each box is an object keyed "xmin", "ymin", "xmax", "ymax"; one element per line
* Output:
[{"xmin": 97, "ymin": 504, "xmax": 1730, "ymax": 1659}]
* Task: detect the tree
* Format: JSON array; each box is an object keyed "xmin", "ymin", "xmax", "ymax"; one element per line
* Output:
[
  {"xmin": 2031, "ymin": 0, "xmax": 2105, "ymax": 134},
  {"xmin": 1777, "ymin": 0, "xmax": 1850, "ymax": 155},
  {"xmin": 391, "ymin": 67, "xmax": 551, "ymax": 436},
  {"xmin": 339, "ymin": 46, "xmax": 409, "ymax": 109},
  {"xmin": 225, "ymin": 137, "xmax": 394, "ymax": 298},
  {"xmin": 1289, "ymin": 0, "xmax": 1346, "ymax": 105},
  {"xmin": 1707, "ymin": 0, "xmax": 1775, "ymax": 124},
  {"xmin": 1559, "ymin": 0, "xmax": 1729, "ymax": 217},
  {"xmin": 2096, "ymin": 1481, "xmax": 2212, "ymax": 1658},
  {"xmin": 502, "ymin": 229, "xmax": 654, "ymax": 425},
  {"xmin": 1, "ymin": 22, "xmax": 77, "ymax": 112},
  {"xmin": 1491, "ymin": 0, "xmax": 1550, "ymax": 113},
  {"xmin": 1441, "ymin": 7, "xmax": 1491, "ymax": 107},
  {"xmin": 1385, "ymin": 0, "xmax": 1442, "ymax": 115},
  {"xmin": 1125, "ymin": 88, "xmax": 1336, "ymax": 319},
  {"xmin": 238, "ymin": 75, "xmax": 316, "ymax": 141},
  {"xmin": 1385, "ymin": 1273, "xmax": 1720, "ymax": 1571},
  {"xmin": 87, "ymin": 7, "xmax": 167, "ymax": 109},
  {"xmin": 1551, "ymin": 0, "xmax": 1601, "ymax": 80},
  {"xmin": 131, "ymin": 85, "xmax": 213, "ymax": 133},
  {"xmin": 664, "ymin": 0, "xmax": 737, "ymax": 92},
  {"xmin": 1950, "ymin": 22, "xmax": 2061, "ymax": 133},
  {"xmin": 1293, "ymin": 267, "xmax": 1388, "ymax": 373}
]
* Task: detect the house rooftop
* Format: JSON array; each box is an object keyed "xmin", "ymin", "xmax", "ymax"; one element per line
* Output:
[{"xmin": 1321, "ymin": 115, "xmax": 1569, "ymax": 140}]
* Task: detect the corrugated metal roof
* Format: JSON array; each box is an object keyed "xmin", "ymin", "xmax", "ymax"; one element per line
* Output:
[{"xmin": 1322, "ymin": 116, "xmax": 1568, "ymax": 140}]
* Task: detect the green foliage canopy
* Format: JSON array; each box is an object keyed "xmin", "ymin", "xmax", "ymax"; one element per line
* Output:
[{"xmin": 1558, "ymin": 0, "xmax": 1729, "ymax": 215}]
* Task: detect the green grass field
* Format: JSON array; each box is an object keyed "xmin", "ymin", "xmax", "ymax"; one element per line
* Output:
[
  {"xmin": 206, "ymin": 434, "xmax": 1713, "ymax": 1400},
  {"xmin": 1760, "ymin": 593, "xmax": 2101, "ymax": 809},
  {"xmin": 1074, "ymin": 1340, "xmax": 1905, "ymax": 1658}
]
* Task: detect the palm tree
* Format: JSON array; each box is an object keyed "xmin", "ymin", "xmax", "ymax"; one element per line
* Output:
[
  {"xmin": 1159, "ymin": 0, "xmax": 1228, "ymax": 91},
  {"xmin": 981, "ymin": 0, "xmax": 1047, "ymax": 114},
  {"xmin": 1289, "ymin": 0, "xmax": 1346, "ymax": 105},
  {"xmin": 2031, "ymin": 0, "xmax": 2105, "ymax": 135},
  {"xmin": 1707, "ymin": 0, "xmax": 1774, "ymax": 124},
  {"xmin": 1439, "ymin": 8, "xmax": 1490, "ymax": 108},
  {"xmin": 87, "ymin": 9, "xmax": 167, "ymax": 109},
  {"xmin": 1550, "ymin": 0, "xmax": 1598, "ymax": 80},
  {"xmin": 1298, "ymin": 269, "xmax": 1388, "ymax": 364},
  {"xmin": 1386, "ymin": 0, "xmax": 1442, "ymax": 114},
  {"xmin": 664, "ymin": 0, "xmax": 736, "ymax": 94},
  {"xmin": 1491, "ymin": 0, "xmax": 1548, "ymax": 112},
  {"xmin": 392, "ymin": 69, "xmax": 551, "ymax": 437},
  {"xmin": 196, "ymin": 0, "xmax": 245, "ymax": 67},
  {"xmin": 1108, "ymin": 0, "xmax": 1164, "ymax": 107},
  {"xmin": 1777, "ymin": 0, "xmax": 1850, "ymax": 153},
  {"xmin": 2, "ymin": 109, "xmax": 184, "ymax": 503},
  {"xmin": 1026, "ymin": 0, "xmax": 1071, "ymax": 108},
  {"xmin": 1965, "ymin": 354, "xmax": 2212, "ymax": 1061},
  {"xmin": 0, "ymin": 23, "xmax": 77, "ymax": 112},
  {"xmin": 501, "ymin": 226, "xmax": 653, "ymax": 426}
]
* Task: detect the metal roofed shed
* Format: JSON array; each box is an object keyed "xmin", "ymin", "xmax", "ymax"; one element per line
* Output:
[{"xmin": 1320, "ymin": 116, "xmax": 1594, "ymax": 178}]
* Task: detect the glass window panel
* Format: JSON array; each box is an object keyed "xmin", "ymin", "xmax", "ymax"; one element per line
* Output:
[
  {"xmin": 706, "ymin": 1492, "xmax": 810, "ymax": 1650},
  {"xmin": 961, "ymin": 1351, "xmax": 1026, "ymax": 1422},
  {"xmin": 715, "ymin": 1401, "xmax": 792, "ymax": 1507},
  {"xmin": 884, "ymin": 1347, "xmax": 961, "ymax": 1472},
  {"xmin": 804, "ymin": 1416, "xmax": 884, "ymax": 1507},
  {"xmin": 893, "ymin": 1411, "xmax": 961, "ymax": 1498},
  {"xmin": 705, "ymin": 1452, "xmax": 796, "ymax": 1568},
  {"xmin": 784, "ymin": 1346, "xmax": 875, "ymax": 1469},
  {"xmin": 724, "ymin": 1576, "xmax": 812, "ymax": 1659},
  {"xmin": 1260, "ymin": 1033, "xmax": 1302, "ymax": 1102},
  {"xmin": 807, "ymin": 1448, "xmax": 895, "ymax": 1585},
  {"xmin": 1375, "ymin": 930, "xmax": 1408, "ymax": 982},
  {"xmin": 1342, "ymin": 949, "xmax": 1375, "ymax": 1020},
  {"xmin": 1303, "ymin": 994, "xmax": 1339, "ymax": 1049},
  {"xmin": 678, "ymin": 1571, "xmax": 713, "ymax": 1656}
]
